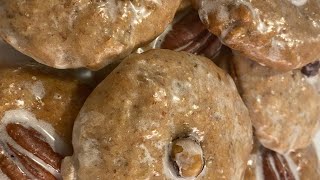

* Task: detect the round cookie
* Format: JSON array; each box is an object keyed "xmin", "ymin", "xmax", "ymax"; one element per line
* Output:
[
  {"xmin": 245, "ymin": 142, "xmax": 320, "ymax": 180},
  {"xmin": 0, "ymin": 0, "xmax": 181, "ymax": 69},
  {"xmin": 193, "ymin": 0, "xmax": 320, "ymax": 71},
  {"xmin": 62, "ymin": 49, "xmax": 253, "ymax": 179},
  {"xmin": 0, "ymin": 62, "xmax": 92, "ymax": 179},
  {"xmin": 231, "ymin": 54, "xmax": 320, "ymax": 153}
]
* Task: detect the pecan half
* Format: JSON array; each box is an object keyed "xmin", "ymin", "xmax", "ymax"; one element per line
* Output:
[
  {"xmin": 160, "ymin": 10, "xmax": 222, "ymax": 59},
  {"xmin": 0, "ymin": 123, "xmax": 64, "ymax": 180},
  {"xmin": 0, "ymin": 144, "xmax": 29, "ymax": 180},
  {"xmin": 301, "ymin": 61, "xmax": 320, "ymax": 77},
  {"xmin": 261, "ymin": 148, "xmax": 295, "ymax": 180}
]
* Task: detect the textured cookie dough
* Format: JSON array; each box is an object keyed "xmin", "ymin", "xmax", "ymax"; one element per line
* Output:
[
  {"xmin": 0, "ymin": 62, "xmax": 91, "ymax": 147},
  {"xmin": 62, "ymin": 49, "xmax": 253, "ymax": 179},
  {"xmin": 0, "ymin": 0, "xmax": 181, "ymax": 69},
  {"xmin": 0, "ymin": 61, "xmax": 92, "ymax": 179},
  {"xmin": 193, "ymin": 0, "xmax": 320, "ymax": 71},
  {"xmin": 231, "ymin": 54, "xmax": 320, "ymax": 153},
  {"xmin": 245, "ymin": 142, "xmax": 320, "ymax": 180}
]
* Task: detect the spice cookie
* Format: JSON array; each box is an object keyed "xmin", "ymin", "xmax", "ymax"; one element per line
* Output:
[
  {"xmin": 62, "ymin": 49, "xmax": 253, "ymax": 179},
  {"xmin": 0, "ymin": 62, "xmax": 92, "ymax": 179},
  {"xmin": 231, "ymin": 54, "xmax": 320, "ymax": 153},
  {"xmin": 0, "ymin": 0, "xmax": 181, "ymax": 69},
  {"xmin": 193, "ymin": 0, "xmax": 320, "ymax": 71}
]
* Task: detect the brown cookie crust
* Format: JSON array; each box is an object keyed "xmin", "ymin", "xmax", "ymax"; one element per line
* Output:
[
  {"xmin": 193, "ymin": 0, "xmax": 320, "ymax": 71},
  {"xmin": 231, "ymin": 54, "xmax": 320, "ymax": 153},
  {"xmin": 0, "ymin": 62, "xmax": 92, "ymax": 179},
  {"xmin": 62, "ymin": 49, "xmax": 253, "ymax": 179},
  {"xmin": 0, "ymin": 62, "xmax": 92, "ymax": 146},
  {"xmin": 0, "ymin": 0, "xmax": 181, "ymax": 69}
]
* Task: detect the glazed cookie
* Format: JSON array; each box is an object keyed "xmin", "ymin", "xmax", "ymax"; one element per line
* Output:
[
  {"xmin": 231, "ymin": 54, "xmax": 320, "ymax": 153},
  {"xmin": 0, "ymin": 0, "xmax": 181, "ymax": 69},
  {"xmin": 0, "ymin": 62, "xmax": 92, "ymax": 179},
  {"xmin": 62, "ymin": 49, "xmax": 253, "ymax": 179},
  {"xmin": 245, "ymin": 142, "xmax": 320, "ymax": 180},
  {"xmin": 193, "ymin": 0, "xmax": 320, "ymax": 71}
]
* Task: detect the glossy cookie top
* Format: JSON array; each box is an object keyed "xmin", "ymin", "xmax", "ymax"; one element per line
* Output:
[
  {"xmin": 193, "ymin": 0, "xmax": 320, "ymax": 71},
  {"xmin": 0, "ymin": 0, "xmax": 181, "ymax": 69},
  {"xmin": 245, "ymin": 143, "xmax": 320, "ymax": 180},
  {"xmin": 62, "ymin": 49, "xmax": 253, "ymax": 179},
  {"xmin": 231, "ymin": 54, "xmax": 320, "ymax": 153},
  {"xmin": 0, "ymin": 63, "xmax": 92, "ymax": 179}
]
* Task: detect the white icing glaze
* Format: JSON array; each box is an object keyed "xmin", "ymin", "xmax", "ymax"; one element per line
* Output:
[
  {"xmin": 1, "ymin": 0, "xmax": 169, "ymax": 69},
  {"xmin": 64, "ymin": 50, "xmax": 252, "ymax": 179},
  {"xmin": 27, "ymin": 80, "xmax": 45, "ymax": 100},
  {"xmin": 72, "ymin": 111, "xmax": 105, "ymax": 172},
  {"xmin": 0, "ymin": 170, "xmax": 10, "ymax": 180},
  {"xmin": 283, "ymin": 153, "xmax": 300, "ymax": 180},
  {"xmin": 136, "ymin": 9, "xmax": 191, "ymax": 53},
  {"xmin": 144, "ymin": 130, "xmax": 161, "ymax": 140},
  {"xmin": 289, "ymin": 0, "xmax": 308, "ymax": 6},
  {"xmin": 15, "ymin": 100, "xmax": 25, "ymax": 107},
  {"xmin": 305, "ymin": 74, "xmax": 320, "ymax": 93},
  {"xmin": 266, "ymin": 154, "xmax": 281, "ymax": 180},
  {"xmin": 129, "ymin": 2, "xmax": 152, "ymax": 25},
  {"xmin": 198, "ymin": 0, "xmax": 320, "ymax": 70},
  {"xmin": 139, "ymin": 144, "xmax": 157, "ymax": 166},
  {"xmin": 190, "ymin": 127, "xmax": 205, "ymax": 142},
  {"xmin": 0, "ymin": 109, "xmax": 70, "ymax": 179},
  {"xmin": 81, "ymin": 139, "xmax": 102, "ymax": 167},
  {"xmin": 255, "ymin": 150, "xmax": 265, "ymax": 180},
  {"xmin": 313, "ymin": 131, "xmax": 320, "ymax": 159},
  {"xmin": 136, "ymin": 21, "xmax": 171, "ymax": 53}
]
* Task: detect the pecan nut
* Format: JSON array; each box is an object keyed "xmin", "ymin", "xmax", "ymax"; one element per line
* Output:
[
  {"xmin": 0, "ymin": 115, "xmax": 68, "ymax": 180},
  {"xmin": 261, "ymin": 148, "xmax": 295, "ymax": 180},
  {"xmin": 301, "ymin": 61, "xmax": 320, "ymax": 77},
  {"xmin": 161, "ymin": 10, "xmax": 222, "ymax": 59}
]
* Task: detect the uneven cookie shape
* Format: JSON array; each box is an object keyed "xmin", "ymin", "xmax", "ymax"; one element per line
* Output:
[
  {"xmin": 62, "ymin": 49, "xmax": 253, "ymax": 179},
  {"xmin": 193, "ymin": 0, "xmax": 320, "ymax": 71},
  {"xmin": 245, "ymin": 142, "xmax": 320, "ymax": 180},
  {"xmin": 0, "ymin": 62, "xmax": 92, "ymax": 179},
  {"xmin": 0, "ymin": 0, "xmax": 181, "ymax": 69},
  {"xmin": 231, "ymin": 54, "xmax": 320, "ymax": 153}
]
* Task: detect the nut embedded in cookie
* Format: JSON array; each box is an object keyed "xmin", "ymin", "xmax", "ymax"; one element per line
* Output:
[
  {"xmin": 245, "ymin": 142, "xmax": 320, "ymax": 180},
  {"xmin": 138, "ymin": 10, "xmax": 222, "ymax": 60},
  {"xmin": 62, "ymin": 49, "xmax": 253, "ymax": 179},
  {"xmin": 0, "ymin": 110, "xmax": 68, "ymax": 180},
  {"xmin": 169, "ymin": 137, "xmax": 204, "ymax": 178},
  {"xmin": 0, "ymin": 61, "xmax": 92, "ymax": 179},
  {"xmin": 193, "ymin": 0, "xmax": 320, "ymax": 71}
]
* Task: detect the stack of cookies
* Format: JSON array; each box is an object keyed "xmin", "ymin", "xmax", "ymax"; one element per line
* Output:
[{"xmin": 0, "ymin": 0, "xmax": 319, "ymax": 179}]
